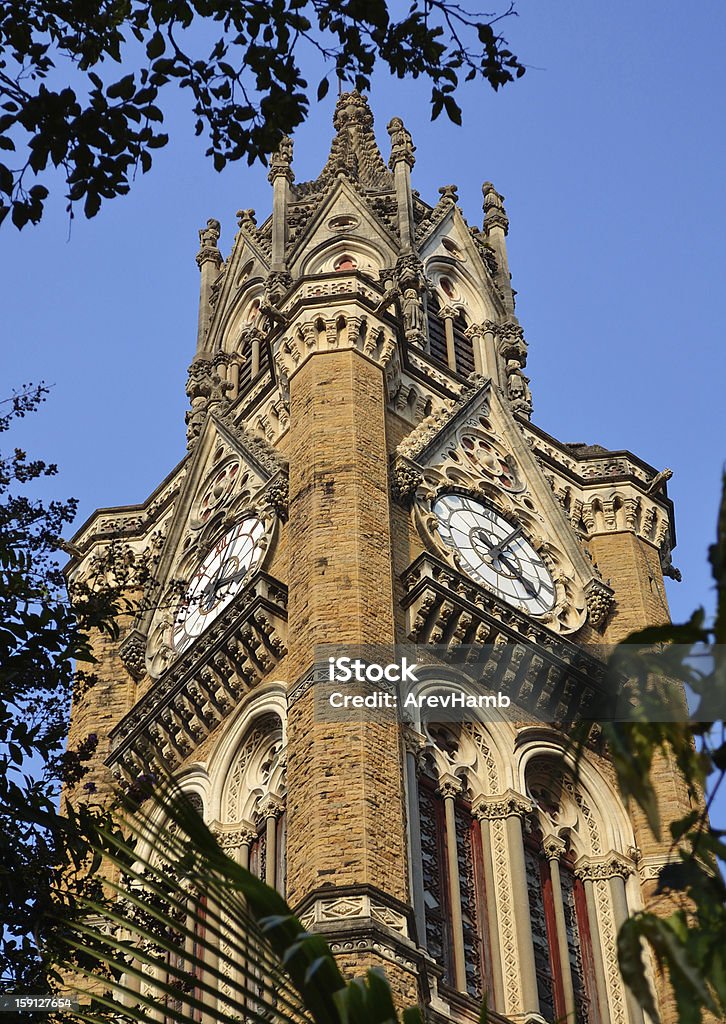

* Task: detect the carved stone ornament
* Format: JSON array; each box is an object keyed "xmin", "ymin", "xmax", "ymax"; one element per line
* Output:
[
  {"xmin": 213, "ymin": 823, "xmax": 258, "ymax": 851},
  {"xmin": 267, "ymin": 136, "xmax": 294, "ymax": 184},
  {"xmin": 387, "ymin": 116, "xmax": 416, "ymax": 169},
  {"xmin": 482, "ymin": 181, "xmax": 509, "ymax": 235},
  {"xmin": 472, "ymin": 789, "xmax": 533, "ymax": 821},
  {"xmin": 575, "ymin": 851, "xmax": 635, "ymax": 882},
  {"xmin": 436, "ymin": 772, "xmax": 463, "ymax": 800},
  {"xmin": 185, "ymin": 358, "xmax": 233, "ymax": 449},
  {"xmin": 119, "ymin": 628, "xmax": 147, "ymax": 681},
  {"xmin": 584, "ymin": 578, "xmax": 615, "ymax": 630},
  {"xmin": 542, "ymin": 834, "xmax": 567, "ymax": 861},
  {"xmin": 254, "ymin": 792, "xmax": 285, "ymax": 824},
  {"xmin": 196, "ymin": 218, "xmax": 222, "ymax": 268}
]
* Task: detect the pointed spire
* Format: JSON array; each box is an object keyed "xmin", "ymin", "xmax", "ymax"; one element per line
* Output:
[{"xmin": 314, "ymin": 91, "xmax": 392, "ymax": 190}]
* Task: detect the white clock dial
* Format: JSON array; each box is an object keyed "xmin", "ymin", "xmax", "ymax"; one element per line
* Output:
[
  {"xmin": 433, "ymin": 493, "xmax": 555, "ymax": 615},
  {"xmin": 172, "ymin": 517, "xmax": 265, "ymax": 654}
]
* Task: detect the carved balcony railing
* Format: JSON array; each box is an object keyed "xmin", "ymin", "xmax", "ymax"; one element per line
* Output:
[
  {"xmin": 401, "ymin": 553, "xmax": 615, "ymax": 725},
  {"xmin": 107, "ymin": 572, "xmax": 287, "ymax": 775}
]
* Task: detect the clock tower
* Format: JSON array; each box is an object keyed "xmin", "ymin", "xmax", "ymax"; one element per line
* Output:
[{"xmin": 66, "ymin": 92, "xmax": 688, "ymax": 1024}]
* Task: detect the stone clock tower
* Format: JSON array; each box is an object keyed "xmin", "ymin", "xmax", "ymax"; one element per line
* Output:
[{"xmin": 66, "ymin": 92, "xmax": 688, "ymax": 1024}]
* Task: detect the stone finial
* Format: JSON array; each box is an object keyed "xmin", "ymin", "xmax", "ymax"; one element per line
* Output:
[
  {"xmin": 438, "ymin": 184, "xmax": 459, "ymax": 205},
  {"xmin": 387, "ymin": 116, "xmax": 416, "ymax": 169},
  {"xmin": 482, "ymin": 181, "xmax": 509, "ymax": 235},
  {"xmin": 314, "ymin": 91, "xmax": 391, "ymax": 189},
  {"xmin": 196, "ymin": 218, "xmax": 222, "ymax": 268},
  {"xmin": 236, "ymin": 208, "xmax": 258, "ymax": 231},
  {"xmin": 268, "ymin": 135, "xmax": 294, "ymax": 184},
  {"xmin": 333, "ymin": 89, "xmax": 374, "ymax": 132}
]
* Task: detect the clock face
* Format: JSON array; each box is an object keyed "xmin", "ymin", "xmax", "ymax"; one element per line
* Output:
[
  {"xmin": 172, "ymin": 517, "xmax": 265, "ymax": 653},
  {"xmin": 433, "ymin": 493, "xmax": 556, "ymax": 615}
]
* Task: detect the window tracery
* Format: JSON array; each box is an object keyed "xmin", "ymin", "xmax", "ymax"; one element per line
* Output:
[{"xmin": 408, "ymin": 719, "xmax": 639, "ymax": 1023}]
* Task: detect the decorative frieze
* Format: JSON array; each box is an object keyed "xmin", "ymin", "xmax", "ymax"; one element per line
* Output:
[
  {"xmin": 472, "ymin": 790, "xmax": 533, "ymax": 821},
  {"xmin": 107, "ymin": 572, "xmax": 288, "ymax": 774},
  {"xmin": 402, "ymin": 553, "xmax": 615, "ymax": 724},
  {"xmin": 575, "ymin": 851, "xmax": 636, "ymax": 882}
]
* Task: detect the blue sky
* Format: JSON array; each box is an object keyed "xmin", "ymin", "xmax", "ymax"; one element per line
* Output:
[{"xmin": 2, "ymin": 0, "xmax": 725, "ymax": 633}]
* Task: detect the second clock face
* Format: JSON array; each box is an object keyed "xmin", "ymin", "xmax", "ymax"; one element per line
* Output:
[
  {"xmin": 433, "ymin": 493, "xmax": 556, "ymax": 615},
  {"xmin": 172, "ymin": 517, "xmax": 265, "ymax": 654}
]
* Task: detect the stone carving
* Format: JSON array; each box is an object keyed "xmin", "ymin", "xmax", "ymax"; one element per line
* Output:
[
  {"xmin": 584, "ymin": 578, "xmax": 615, "ymax": 630},
  {"xmin": 304, "ymin": 91, "xmax": 392, "ymax": 192},
  {"xmin": 196, "ymin": 218, "xmax": 222, "ymax": 268},
  {"xmin": 390, "ymin": 459, "xmax": 423, "ymax": 505},
  {"xmin": 482, "ymin": 181, "xmax": 509, "ymax": 235},
  {"xmin": 661, "ymin": 549, "xmax": 682, "ymax": 582},
  {"xmin": 119, "ymin": 629, "xmax": 147, "ymax": 681},
  {"xmin": 268, "ymin": 135, "xmax": 294, "ymax": 183},
  {"xmin": 505, "ymin": 358, "xmax": 533, "ymax": 418},
  {"xmin": 473, "ymin": 789, "xmax": 533, "ymax": 821},
  {"xmin": 542, "ymin": 834, "xmax": 567, "ymax": 861},
  {"xmin": 236, "ymin": 208, "xmax": 258, "ymax": 231},
  {"xmin": 498, "ymin": 321, "xmax": 527, "ymax": 364},
  {"xmin": 185, "ymin": 358, "xmax": 233, "ymax": 448},
  {"xmin": 575, "ymin": 853, "xmax": 635, "ymax": 881},
  {"xmin": 387, "ymin": 116, "xmax": 416, "ymax": 169},
  {"xmin": 646, "ymin": 466, "xmax": 672, "ymax": 495},
  {"xmin": 264, "ymin": 270, "xmax": 293, "ymax": 308}
]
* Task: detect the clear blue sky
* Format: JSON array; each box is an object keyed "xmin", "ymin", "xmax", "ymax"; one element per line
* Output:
[{"xmin": 2, "ymin": 0, "xmax": 725, "ymax": 636}]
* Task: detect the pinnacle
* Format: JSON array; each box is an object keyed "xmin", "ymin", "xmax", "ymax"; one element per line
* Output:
[{"xmin": 310, "ymin": 90, "xmax": 393, "ymax": 191}]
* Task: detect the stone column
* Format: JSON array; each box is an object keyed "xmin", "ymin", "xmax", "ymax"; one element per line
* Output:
[
  {"xmin": 403, "ymin": 730, "xmax": 427, "ymax": 948},
  {"xmin": 482, "ymin": 321, "xmax": 501, "ymax": 385},
  {"xmin": 268, "ymin": 137, "xmax": 293, "ymax": 272},
  {"xmin": 439, "ymin": 304, "xmax": 458, "ymax": 373},
  {"xmin": 257, "ymin": 794, "xmax": 285, "ymax": 890},
  {"xmin": 575, "ymin": 860, "xmax": 611, "ymax": 1024},
  {"xmin": 387, "ymin": 117, "xmax": 416, "ymax": 251},
  {"xmin": 465, "ymin": 323, "xmax": 486, "ymax": 376},
  {"xmin": 478, "ymin": 790, "xmax": 540, "ymax": 1016},
  {"xmin": 608, "ymin": 864, "xmax": 645, "ymax": 1024},
  {"xmin": 250, "ymin": 330, "xmax": 261, "ymax": 378},
  {"xmin": 195, "ymin": 219, "xmax": 223, "ymax": 353},
  {"xmin": 543, "ymin": 835, "xmax": 576, "ymax": 1022},
  {"xmin": 438, "ymin": 773, "xmax": 467, "ymax": 991},
  {"xmin": 471, "ymin": 797, "xmax": 505, "ymax": 1012}
]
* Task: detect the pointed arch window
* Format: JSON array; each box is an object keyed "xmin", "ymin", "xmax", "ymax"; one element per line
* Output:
[
  {"xmin": 426, "ymin": 291, "xmax": 475, "ymax": 375},
  {"xmin": 524, "ymin": 832, "xmax": 599, "ymax": 1024},
  {"xmin": 411, "ymin": 723, "xmax": 494, "ymax": 1002},
  {"xmin": 417, "ymin": 777, "xmax": 489, "ymax": 998},
  {"xmin": 221, "ymin": 713, "xmax": 287, "ymax": 894}
]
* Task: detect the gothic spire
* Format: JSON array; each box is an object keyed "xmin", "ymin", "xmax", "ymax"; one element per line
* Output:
[{"xmin": 312, "ymin": 91, "xmax": 393, "ymax": 191}]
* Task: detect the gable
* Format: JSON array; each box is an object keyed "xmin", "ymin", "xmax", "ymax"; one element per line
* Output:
[{"xmin": 393, "ymin": 380, "xmax": 614, "ymax": 634}]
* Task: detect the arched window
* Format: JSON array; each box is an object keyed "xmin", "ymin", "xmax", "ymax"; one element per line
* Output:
[
  {"xmin": 220, "ymin": 713, "xmax": 287, "ymax": 893},
  {"xmin": 426, "ymin": 291, "xmax": 474, "ymax": 375},
  {"xmin": 410, "ymin": 721, "xmax": 495, "ymax": 1001},
  {"xmin": 524, "ymin": 760, "xmax": 605, "ymax": 1024}
]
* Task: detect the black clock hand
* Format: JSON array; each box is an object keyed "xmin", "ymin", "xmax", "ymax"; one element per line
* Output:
[
  {"xmin": 496, "ymin": 551, "xmax": 538, "ymax": 598},
  {"xmin": 203, "ymin": 563, "xmax": 250, "ymax": 607},
  {"xmin": 487, "ymin": 524, "xmax": 523, "ymax": 561},
  {"xmin": 198, "ymin": 559, "xmax": 236, "ymax": 610}
]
